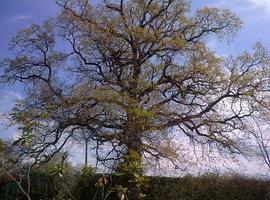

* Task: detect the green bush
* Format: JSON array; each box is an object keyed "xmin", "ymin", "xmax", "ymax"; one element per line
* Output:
[{"xmin": 0, "ymin": 181, "xmax": 20, "ymax": 200}]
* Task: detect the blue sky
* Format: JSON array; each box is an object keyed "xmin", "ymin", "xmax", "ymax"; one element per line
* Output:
[
  {"xmin": 0, "ymin": 0, "xmax": 59, "ymax": 58},
  {"xmin": 1, "ymin": 0, "xmax": 270, "ymax": 172}
]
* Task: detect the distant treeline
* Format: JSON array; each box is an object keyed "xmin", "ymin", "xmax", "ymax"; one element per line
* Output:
[{"xmin": 1, "ymin": 170, "xmax": 270, "ymax": 200}]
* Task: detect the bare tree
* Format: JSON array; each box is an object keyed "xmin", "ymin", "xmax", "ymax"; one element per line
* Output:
[{"xmin": 247, "ymin": 113, "xmax": 270, "ymax": 172}]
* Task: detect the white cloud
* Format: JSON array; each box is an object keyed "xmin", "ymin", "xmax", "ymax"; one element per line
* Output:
[
  {"xmin": 206, "ymin": 0, "xmax": 270, "ymax": 15},
  {"xmin": 14, "ymin": 15, "xmax": 31, "ymax": 20},
  {"xmin": 0, "ymin": 90, "xmax": 22, "ymax": 113},
  {"xmin": 6, "ymin": 15, "xmax": 31, "ymax": 24},
  {"xmin": 0, "ymin": 89, "xmax": 22, "ymax": 139},
  {"xmin": 248, "ymin": 0, "xmax": 270, "ymax": 12},
  {"xmin": 206, "ymin": 38, "xmax": 217, "ymax": 51}
]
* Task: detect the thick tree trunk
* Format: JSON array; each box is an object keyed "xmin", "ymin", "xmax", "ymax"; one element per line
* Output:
[
  {"xmin": 124, "ymin": 108, "xmax": 145, "ymax": 199},
  {"xmin": 125, "ymin": 137, "xmax": 144, "ymax": 200}
]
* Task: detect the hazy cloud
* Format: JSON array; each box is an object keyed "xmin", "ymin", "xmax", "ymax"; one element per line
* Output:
[
  {"xmin": 247, "ymin": 0, "xmax": 270, "ymax": 12},
  {"xmin": 0, "ymin": 90, "xmax": 22, "ymax": 113},
  {"xmin": 211, "ymin": 0, "xmax": 270, "ymax": 15},
  {"xmin": 6, "ymin": 15, "xmax": 32, "ymax": 24},
  {"xmin": 0, "ymin": 90, "xmax": 22, "ymax": 138},
  {"xmin": 14, "ymin": 15, "xmax": 31, "ymax": 20}
]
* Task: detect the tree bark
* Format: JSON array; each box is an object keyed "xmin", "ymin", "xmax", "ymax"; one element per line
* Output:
[
  {"xmin": 85, "ymin": 140, "xmax": 88, "ymax": 167},
  {"xmin": 125, "ymin": 136, "xmax": 144, "ymax": 200}
]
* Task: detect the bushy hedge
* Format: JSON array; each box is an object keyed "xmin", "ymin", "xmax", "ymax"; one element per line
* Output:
[
  {"xmin": 1, "ymin": 172, "xmax": 270, "ymax": 200},
  {"xmin": 144, "ymin": 174, "xmax": 270, "ymax": 200}
]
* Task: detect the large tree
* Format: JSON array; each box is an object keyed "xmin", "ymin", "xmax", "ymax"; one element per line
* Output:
[{"xmin": 1, "ymin": 0, "xmax": 270, "ymax": 187}]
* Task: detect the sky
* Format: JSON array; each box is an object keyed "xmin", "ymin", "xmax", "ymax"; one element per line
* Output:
[{"xmin": 1, "ymin": 0, "xmax": 270, "ymax": 173}]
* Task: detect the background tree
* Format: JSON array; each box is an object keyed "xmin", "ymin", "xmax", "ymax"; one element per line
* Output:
[
  {"xmin": 246, "ymin": 105, "xmax": 270, "ymax": 173},
  {"xmin": 1, "ymin": 0, "xmax": 270, "ymax": 199},
  {"xmin": 0, "ymin": 139, "xmax": 34, "ymax": 200}
]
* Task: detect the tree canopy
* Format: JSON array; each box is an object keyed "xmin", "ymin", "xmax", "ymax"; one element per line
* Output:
[{"xmin": 1, "ymin": 0, "xmax": 270, "ymax": 174}]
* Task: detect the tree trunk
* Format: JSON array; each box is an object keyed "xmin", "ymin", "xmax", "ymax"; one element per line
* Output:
[
  {"xmin": 85, "ymin": 140, "xmax": 88, "ymax": 167},
  {"xmin": 125, "ymin": 136, "xmax": 144, "ymax": 200}
]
